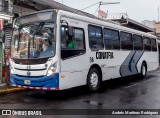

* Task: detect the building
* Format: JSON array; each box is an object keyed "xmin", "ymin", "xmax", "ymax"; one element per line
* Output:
[
  {"xmin": 0, "ymin": 0, "xmax": 13, "ymax": 49},
  {"xmin": 106, "ymin": 13, "xmax": 154, "ymax": 33},
  {"xmin": 154, "ymin": 22, "xmax": 160, "ymax": 37},
  {"xmin": 141, "ymin": 20, "xmax": 155, "ymax": 29}
]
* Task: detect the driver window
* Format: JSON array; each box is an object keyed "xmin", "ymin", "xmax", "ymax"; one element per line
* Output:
[
  {"xmin": 61, "ymin": 26, "xmax": 86, "ymax": 59},
  {"xmin": 61, "ymin": 26, "xmax": 76, "ymax": 49},
  {"xmin": 61, "ymin": 26, "xmax": 85, "ymax": 49},
  {"xmin": 61, "ymin": 26, "xmax": 69, "ymax": 48}
]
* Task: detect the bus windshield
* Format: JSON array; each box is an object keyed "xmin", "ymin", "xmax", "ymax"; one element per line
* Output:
[{"xmin": 11, "ymin": 21, "xmax": 56, "ymax": 59}]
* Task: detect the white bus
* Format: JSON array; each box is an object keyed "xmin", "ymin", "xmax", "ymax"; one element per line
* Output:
[{"xmin": 10, "ymin": 9, "xmax": 159, "ymax": 91}]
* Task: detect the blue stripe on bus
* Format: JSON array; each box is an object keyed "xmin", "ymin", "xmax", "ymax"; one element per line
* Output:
[
  {"xmin": 10, "ymin": 73, "xmax": 59, "ymax": 88},
  {"xmin": 120, "ymin": 51, "xmax": 144, "ymax": 77},
  {"xmin": 128, "ymin": 51, "xmax": 136, "ymax": 72},
  {"xmin": 135, "ymin": 51, "xmax": 144, "ymax": 72}
]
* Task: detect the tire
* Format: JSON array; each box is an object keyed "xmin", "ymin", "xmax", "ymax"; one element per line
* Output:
[
  {"xmin": 87, "ymin": 68, "xmax": 101, "ymax": 92},
  {"xmin": 140, "ymin": 63, "xmax": 147, "ymax": 78}
]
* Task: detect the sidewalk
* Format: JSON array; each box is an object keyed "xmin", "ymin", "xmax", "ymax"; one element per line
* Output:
[{"xmin": 0, "ymin": 84, "xmax": 25, "ymax": 95}]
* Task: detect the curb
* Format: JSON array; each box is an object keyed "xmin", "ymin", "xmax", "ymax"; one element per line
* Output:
[{"xmin": 0, "ymin": 88, "xmax": 25, "ymax": 95}]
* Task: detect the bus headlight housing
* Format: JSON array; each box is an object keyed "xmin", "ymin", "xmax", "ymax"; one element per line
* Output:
[{"xmin": 47, "ymin": 62, "xmax": 57, "ymax": 76}]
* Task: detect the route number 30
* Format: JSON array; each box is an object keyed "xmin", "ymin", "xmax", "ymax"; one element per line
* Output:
[{"xmin": 89, "ymin": 57, "xmax": 94, "ymax": 63}]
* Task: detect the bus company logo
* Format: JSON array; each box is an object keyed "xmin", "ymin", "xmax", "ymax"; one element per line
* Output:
[
  {"xmin": 96, "ymin": 52, "xmax": 114, "ymax": 59},
  {"xmin": 27, "ymin": 71, "xmax": 31, "ymax": 76},
  {"xmin": 2, "ymin": 110, "xmax": 11, "ymax": 115},
  {"xmin": 27, "ymin": 65, "xmax": 31, "ymax": 69}
]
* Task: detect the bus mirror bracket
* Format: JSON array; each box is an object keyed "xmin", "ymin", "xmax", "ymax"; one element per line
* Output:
[{"xmin": 60, "ymin": 20, "xmax": 69, "ymax": 26}]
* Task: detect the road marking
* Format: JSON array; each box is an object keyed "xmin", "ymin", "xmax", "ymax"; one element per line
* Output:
[
  {"xmin": 125, "ymin": 83, "xmax": 141, "ymax": 89},
  {"xmin": 142, "ymin": 77, "xmax": 156, "ymax": 83},
  {"xmin": 124, "ymin": 77, "xmax": 156, "ymax": 89}
]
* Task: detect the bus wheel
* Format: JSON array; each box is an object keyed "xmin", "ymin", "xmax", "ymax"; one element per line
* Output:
[
  {"xmin": 87, "ymin": 68, "xmax": 101, "ymax": 92},
  {"xmin": 140, "ymin": 63, "xmax": 147, "ymax": 78}
]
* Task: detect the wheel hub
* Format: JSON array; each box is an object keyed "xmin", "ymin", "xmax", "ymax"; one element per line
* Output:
[{"xmin": 90, "ymin": 72, "xmax": 98, "ymax": 88}]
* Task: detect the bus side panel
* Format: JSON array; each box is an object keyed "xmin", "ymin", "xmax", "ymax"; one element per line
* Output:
[
  {"xmin": 60, "ymin": 56, "xmax": 89, "ymax": 90},
  {"xmin": 93, "ymin": 50, "xmax": 131, "ymax": 80}
]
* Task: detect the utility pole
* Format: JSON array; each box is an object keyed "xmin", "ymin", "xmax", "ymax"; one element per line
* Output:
[{"xmin": 158, "ymin": 6, "xmax": 159, "ymax": 22}]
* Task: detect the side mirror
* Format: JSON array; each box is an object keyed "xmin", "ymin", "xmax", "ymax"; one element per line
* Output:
[
  {"xmin": 60, "ymin": 20, "xmax": 73, "ymax": 36},
  {"xmin": 68, "ymin": 26, "xmax": 73, "ymax": 37}
]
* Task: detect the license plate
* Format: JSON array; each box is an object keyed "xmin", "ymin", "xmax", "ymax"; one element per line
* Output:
[{"xmin": 24, "ymin": 80, "xmax": 31, "ymax": 85}]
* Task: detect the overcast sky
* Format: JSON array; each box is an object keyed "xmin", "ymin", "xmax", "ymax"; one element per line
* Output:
[{"xmin": 54, "ymin": 0, "xmax": 160, "ymax": 22}]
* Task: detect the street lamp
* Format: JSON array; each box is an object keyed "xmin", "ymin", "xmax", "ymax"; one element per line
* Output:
[
  {"xmin": 97, "ymin": 1, "xmax": 120, "ymax": 17},
  {"xmin": 158, "ymin": 6, "xmax": 159, "ymax": 22},
  {"xmin": 100, "ymin": 2, "xmax": 120, "ymax": 5}
]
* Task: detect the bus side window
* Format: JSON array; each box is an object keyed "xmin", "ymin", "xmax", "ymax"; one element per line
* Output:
[
  {"xmin": 103, "ymin": 28, "xmax": 120, "ymax": 50},
  {"xmin": 143, "ymin": 37, "xmax": 151, "ymax": 51},
  {"xmin": 133, "ymin": 34, "xmax": 143, "ymax": 50},
  {"xmin": 73, "ymin": 28, "xmax": 85, "ymax": 49},
  {"xmin": 88, "ymin": 25, "xmax": 104, "ymax": 50},
  {"xmin": 151, "ymin": 38, "xmax": 157, "ymax": 52},
  {"xmin": 120, "ymin": 32, "xmax": 133, "ymax": 50}
]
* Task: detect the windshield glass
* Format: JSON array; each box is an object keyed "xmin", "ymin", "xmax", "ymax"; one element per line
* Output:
[{"xmin": 11, "ymin": 22, "xmax": 56, "ymax": 59}]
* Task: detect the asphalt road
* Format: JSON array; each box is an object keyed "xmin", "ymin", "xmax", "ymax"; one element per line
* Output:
[{"xmin": 0, "ymin": 68, "xmax": 160, "ymax": 118}]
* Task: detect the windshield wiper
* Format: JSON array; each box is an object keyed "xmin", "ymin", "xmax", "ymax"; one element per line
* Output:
[
  {"xmin": 32, "ymin": 22, "xmax": 45, "ymax": 48},
  {"xmin": 29, "ymin": 22, "xmax": 45, "ymax": 58},
  {"xmin": 32, "ymin": 22, "xmax": 45, "ymax": 35}
]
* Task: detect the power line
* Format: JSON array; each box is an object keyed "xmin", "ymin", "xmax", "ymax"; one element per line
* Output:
[{"xmin": 94, "ymin": 5, "xmax": 100, "ymax": 15}]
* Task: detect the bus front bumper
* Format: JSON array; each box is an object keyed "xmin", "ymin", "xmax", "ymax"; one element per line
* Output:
[{"xmin": 10, "ymin": 73, "xmax": 59, "ymax": 90}]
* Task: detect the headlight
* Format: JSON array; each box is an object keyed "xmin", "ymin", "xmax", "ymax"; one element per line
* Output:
[{"xmin": 47, "ymin": 62, "xmax": 57, "ymax": 76}]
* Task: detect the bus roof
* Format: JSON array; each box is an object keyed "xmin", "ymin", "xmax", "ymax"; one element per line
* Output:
[
  {"xmin": 58, "ymin": 10, "xmax": 156, "ymax": 39},
  {"xmin": 17, "ymin": 9, "xmax": 58, "ymax": 19},
  {"xmin": 17, "ymin": 9, "xmax": 157, "ymax": 39}
]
